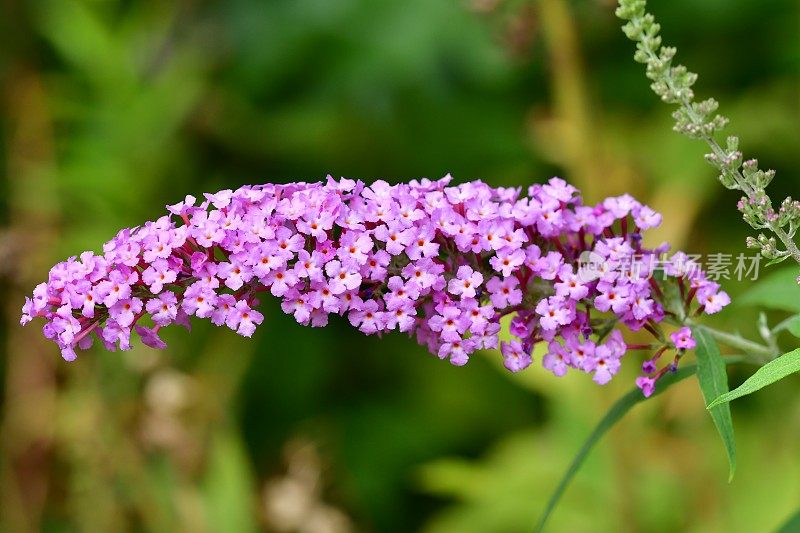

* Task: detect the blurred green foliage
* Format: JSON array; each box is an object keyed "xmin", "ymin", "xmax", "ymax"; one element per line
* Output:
[{"xmin": 0, "ymin": 0, "xmax": 798, "ymax": 531}]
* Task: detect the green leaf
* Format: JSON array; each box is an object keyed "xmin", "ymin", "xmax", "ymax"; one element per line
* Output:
[
  {"xmin": 693, "ymin": 327, "xmax": 737, "ymax": 482},
  {"xmin": 534, "ymin": 359, "xmax": 743, "ymax": 532},
  {"xmin": 764, "ymin": 255, "xmax": 790, "ymax": 267},
  {"xmin": 776, "ymin": 507, "xmax": 800, "ymax": 533},
  {"xmin": 707, "ymin": 349, "xmax": 800, "ymax": 409},
  {"xmin": 737, "ymin": 267, "xmax": 800, "ymax": 313}
]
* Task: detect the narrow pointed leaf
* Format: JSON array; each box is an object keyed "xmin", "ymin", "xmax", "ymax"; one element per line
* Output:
[
  {"xmin": 707, "ymin": 349, "xmax": 800, "ymax": 409},
  {"xmin": 693, "ymin": 327, "xmax": 736, "ymax": 481},
  {"xmin": 534, "ymin": 357, "xmax": 740, "ymax": 532},
  {"xmin": 764, "ymin": 255, "xmax": 790, "ymax": 267}
]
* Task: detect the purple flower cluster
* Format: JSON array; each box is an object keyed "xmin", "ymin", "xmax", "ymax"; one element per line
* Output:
[{"xmin": 21, "ymin": 175, "xmax": 730, "ymax": 393}]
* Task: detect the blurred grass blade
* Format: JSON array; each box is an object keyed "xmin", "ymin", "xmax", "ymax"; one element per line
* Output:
[
  {"xmin": 693, "ymin": 327, "xmax": 736, "ymax": 482},
  {"xmin": 708, "ymin": 349, "xmax": 800, "ymax": 409},
  {"xmin": 535, "ymin": 361, "xmax": 719, "ymax": 532},
  {"xmin": 204, "ymin": 431, "xmax": 258, "ymax": 533},
  {"xmin": 776, "ymin": 507, "xmax": 800, "ymax": 533},
  {"xmin": 737, "ymin": 268, "xmax": 800, "ymax": 313}
]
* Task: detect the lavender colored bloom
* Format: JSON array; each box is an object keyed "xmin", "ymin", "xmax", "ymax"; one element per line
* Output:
[
  {"xmin": 670, "ymin": 327, "xmax": 696, "ymax": 350},
  {"xmin": 543, "ymin": 342, "xmax": 569, "ymax": 377},
  {"xmin": 401, "ymin": 259, "xmax": 442, "ymax": 290},
  {"xmin": 697, "ymin": 286, "xmax": 731, "ymax": 314},
  {"xmin": 535, "ymin": 296, "xmax": 574, "ymax": 331},
  {"xmin": 406, "ymin": 227, "xmax": 439, "ymax": 260},
  {"xmin": 438, "ymin": 338, "xmax": 473, "ymax": 366},
  {"xmin": 141, "ymin": 259, "xmax": 178, "ymax": 294},
  {"xmin": 384, "ymin": 276, "xmax": 420, "ymax": 311},
  {"xmin": 501, "ymin": 340, "xmax": 532, "ymax": 372},
  {"xmin": 293, "ymin": 250, "xmax": 325, "ymax": 282},
  {"xmin": 21, "ymin": 176, "xmax": 728, "ymax": 393},
  {"xmin": 630, "ymin": 293, "xmax": 655, "ymax": 321},
  {"xmin": 486, "ymin": 276, "xmax": 522, "ymax": 309},
  {"xmin": 447, "ymin": 266, "xmax": 483, "ymax": 299},
  {"xmin": 636, "ymin": 376, "xmax": 656, "ymax": 398},
  {"xmin": 587, "ymin": 346, "xmax": 621, "ymax": 385},
  {"xmin": 338, "ymin": 231, "xmax": 373, "ymax": 266},
  {"xmin": 374, "ymin": 222, "xmax": 412, "ymax": 255},
  {"xmin": 218, "ymin": 261, "xmax": 252, "ymax": 291},
  {"xmin": 594, "ymin": 282, "xmax": 630, "ymax": 314},
  {"xmin": 554, "ymin": 266, "xmax": 589, "ymax": 301},
  {"xmin": 229, "ymin": 300, "xmax": 263, "ymax": 338},
  {"xmin": 386, "ymin": 303, "xmax": 417, "ymax": 333},
  {"xmin": 210, "ymin": 294, "xmax": 237, "ymax": 327},
  {"xmin": 146, "ymin": 292, "xmax": 178, "ymax": 326},
  {"xmin": 348, "ymin": 300, "xmax": 384, "ymax": 335},
  {"xmin": 365, "ymin": 250, "xmax": 391, "ymax": 281},
  {"xmin": 265, "ymin": 268, "xmax": 299, "ymax": 297},
  {"xmin": 428, "ymin": 305, "xmax": 467, "ymax": 343},
  {"xmin": 135, "ymin": 325, "xmax": 167, "ymax": 349},
  {"xmin": 110, "ymin": 298, "xmax": 143, "ymax": 328},
  {"xmin": 489, "ymin": 249, "xmax": 525, "ymax": 278},
  {"xmin": 325, "ymin": 261, "xmax": 361, "ymax": 295},
  {"xmin": 281, "ymin": 290, "xmax": 317, "ymax": 325},
  {"xmin": 96, "ymin": 269, "xmax": 134, "ymax": 308},
  {"xmin": 313, "ymin": 282, "xmax": 340, "ymax": 314},
  {"xmin": 182, "ymin": 283, "xmax": 217, "ymax": 318},
  {"xmin": 633, "ymin": 205, "xmax": 662, "ymax": 229}
]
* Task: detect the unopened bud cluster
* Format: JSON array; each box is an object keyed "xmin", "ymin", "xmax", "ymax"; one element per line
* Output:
[{"xmin": 617, "ymin": 0, "xmax": 800, "ymax": 271}]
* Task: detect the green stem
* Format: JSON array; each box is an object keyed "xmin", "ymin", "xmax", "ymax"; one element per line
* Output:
[
  {"xmin": 632, "ymin": 6, "xmax": 800, "ymax": 264},
  {"xmin": 686, "ymin": 321, "xmax": 777, "ymax": 362},
  {"xmin": 771, "ymin": 315, "xmax": 798, "ymax": 334}
]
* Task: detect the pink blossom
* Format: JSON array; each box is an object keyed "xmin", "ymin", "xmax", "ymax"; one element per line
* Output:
[
  {"xmin": 636, "ymin": 376, "xmax": 656, "ymax": 397},
  {"xmin": 21, "ymin": 176, "xmax": 728, "ymax": 395},
  {"xmin": 447, "ymin": 266, "xmax": 483, "ymax": 299},
  {"xmin": 228, "ymin": 300, "xmax": 264, "ymax": 337},
  {"xmin": 501, "ymin": 340, "xmax": 532, "ymax": 372},
  {"xmin": 670, "ymin": 327, "xmax": 696, "ymax": 350},
  {"xmin": 325, "ymin": 260, "xmax": 362, "ymax": 294},
  {"xmin": 486, "ymin": 276, "xmax": 523, "ymax": 309},
  {"xmin": 489, "ymin": 249, "xmax": 525, "ymax": 278},
  {"xmin": 535, "ymin": 296, "xmax": 574, "ymax": 331},
  {"xmin": 142, "ymin": 259, "xmax": 178, "ymax": 294}
]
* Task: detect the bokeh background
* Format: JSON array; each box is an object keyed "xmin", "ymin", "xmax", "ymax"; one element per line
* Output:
[{"xmin": 1, "ymin": 0, "xmax": 799, "ymax": 531}]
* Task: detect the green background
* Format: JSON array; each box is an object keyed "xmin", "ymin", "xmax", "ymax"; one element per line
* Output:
[{"xmin": 1, "ymin": 0, "xmax": 798, "ymax": 531}]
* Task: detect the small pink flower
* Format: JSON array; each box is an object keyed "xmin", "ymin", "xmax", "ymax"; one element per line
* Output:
[
  {"xmin": 670, "ymin": 326, "xmax": 696, "ymax": 350},
  {"xmin": 229, "ymin": 300, "xmax": 263, "ymax": 337},
  {"xmin": 486, "ymin": 276, "xmax": 522, "ymax": 309},
  {"xmin": 636, "ymin": 376, "xmax": 656, "ymax": 398},
  {"xmin": 501, "ymin": 340, "xmax": 532, "ymax": 372},
  {"xmin": 325, "ymin": 260, "xmax": 362, "ymax": 294},
  {"xmin": 447, "ymin": 266, "xmax": 483, "ymax": 299}
]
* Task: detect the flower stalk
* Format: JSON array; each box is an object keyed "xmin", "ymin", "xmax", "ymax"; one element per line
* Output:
[
  {"xmin": 616, "ymin": 0, "xmax": 800, "ymax": 272},
  {"xmin": 684, "ymin": 321, "xmax": 777, "ymax": 363}
]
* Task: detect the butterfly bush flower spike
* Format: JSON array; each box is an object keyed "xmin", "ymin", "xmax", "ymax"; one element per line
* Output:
[{"xmin": 21, "ymin": 175, "xmax": 729, "ymax": 395}]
